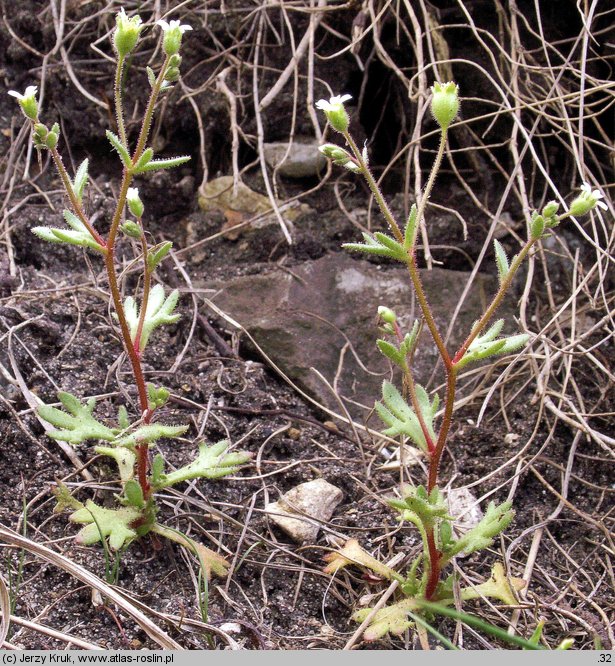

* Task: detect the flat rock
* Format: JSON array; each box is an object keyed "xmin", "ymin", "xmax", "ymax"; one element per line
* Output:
[
  {"xmin": 262, "ymin": 138, "xmax": 326, "ymax": 178},
  {"xmin": 265, "ymin": 479, "xmax": 343, "ymax": 543},
  {"xmin": 205, "ymin": 253, "xmax": 512, "ymax": 417}
]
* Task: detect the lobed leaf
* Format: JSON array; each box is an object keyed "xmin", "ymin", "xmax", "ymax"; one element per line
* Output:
[
  {"xmin": 70, "ymin": 500, "xmax": 140, "ymax": 551},
  {"xmin": 38, "ymin": 392, "xmax": 115, "ymax": 445}
]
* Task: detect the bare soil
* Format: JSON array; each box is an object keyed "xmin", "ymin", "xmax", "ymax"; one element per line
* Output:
[{"xmin": 0, "ymin": 0, "xmax": 612, "ymax": 651}]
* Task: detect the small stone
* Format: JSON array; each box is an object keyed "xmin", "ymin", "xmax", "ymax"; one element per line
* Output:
[
  {"xmin": 287, "ymin": 427, "xmax": 301, "ymax": 440},
  {"xmin": 262, "ymin": 138, "xmax": 326, "ymax": 178},
  {"xmin": 265, "ymin": 479, "xmax": 343, "ymax": 543},
  {"xmin": 447, "ymin": 487, "xmax": 483, "ymax": 539},
  {"xmin": 323, "ymin": 420, "xmax": 338, "ymax": 432},
  {"xmin": 130, "ymin": 639, "xmax": 142, "ymax": 649}
]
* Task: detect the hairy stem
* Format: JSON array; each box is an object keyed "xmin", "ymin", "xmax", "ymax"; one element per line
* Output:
[
  {"xmin": 425, "ymin": 527, "xmax": 441, "ymax": 599},
  {"xmin": 114, "ymin": 55, "xmax": 127, "ymax": 147}
]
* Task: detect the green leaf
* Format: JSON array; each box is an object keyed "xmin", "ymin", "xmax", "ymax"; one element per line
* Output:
[
  {"xmin": 105, "ymin": 130, "xmax": 132, "ymax": 169},
  {"xmin": 376, "ymin": 339, "xmax": 406, "ymax": 369},
  {"xmin": 375, "ymin": 381, "xmax": 438, "ymax": 452},
  {"xmin": 123, "ymin": 284, "xmax": 181, "ymax": 350},
  {"xmin": 147, "ymin": 241, "xmax": 173, "ymax": 271},
  {"xmin": 32, "ymin": 220, "xmax": 104, "ymax": 253},
  {"xmin": 146, "ymin": 66, "xmax": 156, "ymax": 88},
  {"xmin": 493, "ymin": 239, "xmax": 509, "ymax": 286},
  {"xmin": 72, "ymin": 158, "xmax": 89, "ymax": 203},
  {"xmin": 114, "ymin": 423, "xmax": 188, "ymax": 448},
  {"xmin": 70, "ymin": 500, "xmax": 140, "ymax": 551},
  {"xmin": 94, "ymin": 445, "xmax": 136, "ymax": 483},
  {"xmin": 343, "ymin": 231, "xmax": 407, "ymax": 262},
  {"xmin": 404, "ymin": 204, "xmax": 418, "ymax": 249},
  {"xmin": 38, "ymin": 392, "xmax": 115, "ymax": 445},
  {"xmin": 132, "ymin": 155, "xmax": 190, "ymax": 174},
  {"xmin": 390, "ymin": 485, "xmax": 449, "ymax": 529},
  {"xmin": 460, "ymin": 562, "xmax": 524, "ymax": 606},
  {"xmin": 123, "ymin": 479, "xmax": 145, "ymax": 509},
  {"xmin": 353, "ymin": 599, "xmax": 417, "ymax": 641},
  {"xmin": 151, "ymin": 454, "xmax": 165, "ymax": 487},
  {"xmin": 53, "ymin": 482, "xmax": 84, "ymax": 513},
  {"xmin": 134, "ymin": 147, "xmax": 154, "ymax": 171},
  {"xmin": 117, "ymin": 405, "xmax": 130, "ymax": 430},
  {"xmin": 456, "ymin": 321, "xmax": 529, "ymax": 370},
  {"xmin": 153, "ymin": 440, "xmax": 251, "ymax": 489},
  {"xmin": 443, "ymin": 501, "xmax": 514, "ymax": 560}
]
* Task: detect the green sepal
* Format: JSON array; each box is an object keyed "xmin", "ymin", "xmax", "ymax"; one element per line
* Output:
[
  {"xmin": 146, "ymin": 241, "xmax": 173, "ymax": 271},
  {"xmin": 375, "ymin": 381, "xmax": 438, "ymax": 452},
  {"xmin": 114, "ymin": 423, "xmax": 188, "ymax": 449},
  {"xmin": 122, "ymin": 479, "xmax": 145, "ymax": 509},
  {"xmin": 38, "ymin": 392, "xmax": 115, "ymax": 445},
  {"xmin": 443, "ymin": 501, "xmax": 515, "ymax": 560},
  {"xmin": 72, "ymin": 159, "xmax": 89, "ymax": 203},
  {"xmin": 123, "ymin": 284, "xmax": 180, "ymax": 350},
  {"xmin": 70, "ymin": 500, "xmax": 140, "ymax": 551},
  {"xmin": 106, "ymin": 130, "xmax": 132, "ymax": 169},
  {"xmin": 493, "ymin": 239, "xmax": 509, "ymax": 286},
  {"xmin": 343, "ymin": 231, "xmax": 407, "ymax": 262},
  {"xmin": 95, "ymin": 445, "xmax": 136, "ymax": 483},
  {"xmin": 132, "ymin": 155, "xmax": 190, "ymax": 174},
  {"xmin": 404, "ymin": 204, "xmax": 418, "ymax": 249},
  {"xmin": 153, "ymin": 440, "xmax": 251, "ymax": 489}
]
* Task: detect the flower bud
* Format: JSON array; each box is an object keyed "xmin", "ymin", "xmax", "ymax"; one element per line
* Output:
[
  {"xmin": 45, "ymin": 131, "xmax": 59, "ymax": 149},
  {"xmin": 113, "ymin": 9, "xmax": 142, "ymax": 58},
  {"xmin": 8, "ymin": 86, "xmax": 39, "ymax": 121},
  {"xmin": 529, "ymin": 212, "xmax": 545, "ymax": 240},
  {"xmin": 121, "ymin": 221, "xmax": 142, "ymax": 239},
  {"xmin": 126, "ymin": 187, "xmax": 144, "ymax": 218},
  {"xmin": 315, "ymin": 94, "xmax": 352, "ymax": 133},
  {"xmin": 541, "ymin": 201, "xmax": 559, "ymax": 218},
  {"xmin": 164, "ymin": 67, "xmax": 180, "ymax": 82},
  {"xmin": 430, "ymin": 81, "xmax": 459, "ymax": 131},
  {"xmin": 377, "ymin": 306, "xmax": 397, "ymax": 325},
  {"xmin": 157, "ymin": 19, "xmax": 193, "ymax": 56}
]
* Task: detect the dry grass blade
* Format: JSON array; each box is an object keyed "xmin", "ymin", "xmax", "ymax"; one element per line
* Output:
[
  {"xmin": 0, "ymin": 526, "xmax": 182, "ymax": 650},
  {"xmin": 0, "ymin": 573, "xmax": 10, "ymax": 647}
]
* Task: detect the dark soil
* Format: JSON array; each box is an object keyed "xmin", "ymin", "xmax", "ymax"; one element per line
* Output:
[{"xmin": 0, "ymin": 0, "xmax": 612, "ymax": 651}]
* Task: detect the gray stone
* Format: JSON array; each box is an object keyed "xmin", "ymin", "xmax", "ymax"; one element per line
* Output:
[
  {"xmin": 265, "ymin": 479, "xmax": 343, "ymax": 543},
  {"xmin": 205, "ymin": 253, "xmax": 513, "ymax": 417},
  {"xmin": 262, "ymin": 138, "xmax": 326, "ymax": 178}
]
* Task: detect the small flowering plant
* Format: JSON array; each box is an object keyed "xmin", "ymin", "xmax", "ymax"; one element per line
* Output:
[
  {"xmin": 317, "ymin": 85, "xmax": 604, "ymax": 645},
  {"xmin": 10, "ymin": 9, "xmax": 250, "ymax": 575}
]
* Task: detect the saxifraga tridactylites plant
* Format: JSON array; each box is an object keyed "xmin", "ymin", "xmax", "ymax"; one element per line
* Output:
[
  {"xmin": 9, "ymin": 9, "xmax": 251, "ymax": 577},
  {"xmin": 316, "ymin": 84, "xmax": 606, "ymax": 644}
]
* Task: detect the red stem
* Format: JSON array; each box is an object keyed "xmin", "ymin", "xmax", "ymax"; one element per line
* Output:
[{"xmin": 425, "ymin": 527, "xmax": 441, "ymax": 599}]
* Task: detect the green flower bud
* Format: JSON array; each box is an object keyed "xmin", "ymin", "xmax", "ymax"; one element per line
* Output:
[
  {"xmin": 569, "ymin": 183, "xmax": 607, "ymax": 216},
  {"xmin": 169, "ymin": 54, "xmax": 182, "ymax": 68},
  {"xmin": 541, "ymin": 201, "xmax": 559, "ymax": 218},
  {"xmin": 8, "ymin": 86, "xmax": 39, "ymax": 121},
  {"xmin": 157, "ymin": 19, "xmax": 193, "ymax": 56},
  {"xmin": 121, "ymin": 221, "xmax": 142, "ymax": 239},
  {"xmin": 164, "ymin": 67, "xmax": 180, "ymax": 82},
  {"xmin": 113, "ymin": 9, "xmax": 142, "ymax": 57},
  {"xmin": 45, "ymin": 131, "xmax": 59, "ymax": 149},
  {"xmin": 430, "ymin": 81, "xmax": 459, "ymax": 131},
  {"xmin": 318, "ymin": 143, "xmax": 359, "ymax": 171},
  {"xmin": 126, "ymin": 187, "xmax": 144, "ymax": 218},
  {"xmin": 315, "ymin": 94, "xmax": 352, "ymax": 133},
  {"xmin": 530, "ymin": 212, "xmax": 545, "ymax": 240},
  {"xmin": 377, "ymin": 306, "xmax": 397, "ymax": 324}
]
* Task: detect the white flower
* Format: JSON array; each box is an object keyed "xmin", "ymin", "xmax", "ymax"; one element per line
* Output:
[
  {"xmin": 315, "ymin": 94, "xmax": 352, "ymax": 133},
  {"xmin": 8, "ymin": 85, "xmax": 38, "ymax": 101},
  {"xmin": 580, "ymin": 182, "xmax": 607, "ymax": 210},
  {"xmin": 126, "ymin": 187, "xmax": 144, "ymax": 218},
  {"xmin": 315, "ymin": 94, "xmax": 352, "ymax": 113},
  {"xmin": 156, "ymin": 19, "xmax": 192, "ymax": 34}
]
